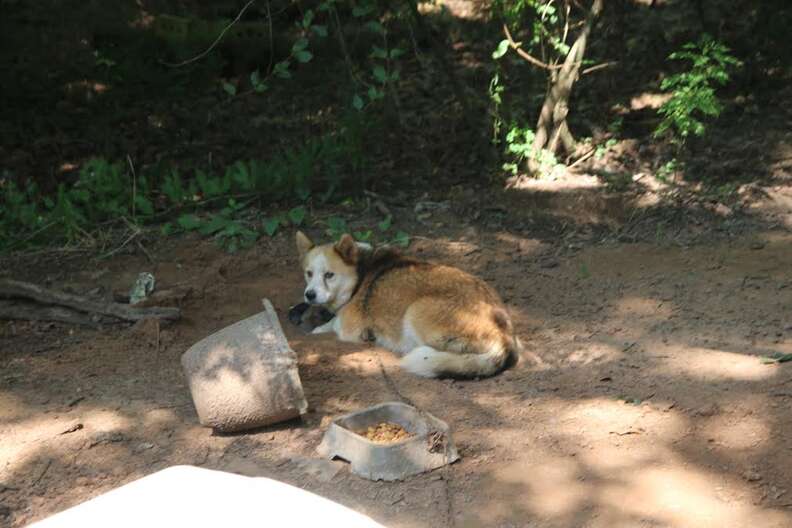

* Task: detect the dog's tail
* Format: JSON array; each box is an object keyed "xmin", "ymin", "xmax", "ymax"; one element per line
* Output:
[{"xmin": 400, "ymin": 333, "xmax": 522, "ymax": 379}]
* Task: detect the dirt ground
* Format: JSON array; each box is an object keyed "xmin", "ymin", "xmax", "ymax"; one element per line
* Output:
[{"xmin": 2, "ymin": 184, "xmax": 792, "ymax": 528}]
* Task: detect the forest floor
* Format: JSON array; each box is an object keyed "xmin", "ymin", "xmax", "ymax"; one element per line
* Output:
[
  {"xmin": 3, "ymin": 0, "xmax": 792, "ymax": 527},
  {"xmin": 3, "ymin": 181, "xmax": 792, "ymax": 527}
]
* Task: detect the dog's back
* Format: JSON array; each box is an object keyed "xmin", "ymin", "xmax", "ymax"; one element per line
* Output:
[{"xmin": 346, "ymin": 248, "xmax": 521, "ymax": 377}]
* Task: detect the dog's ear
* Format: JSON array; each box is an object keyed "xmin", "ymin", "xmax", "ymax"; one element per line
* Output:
[
  {"xmin": 295, "ymin": 231, "xmax": 314, "ymax": 260},
  {"xmin": 334, "ymin": 234, "xmax": 358, "ymax": 265}
]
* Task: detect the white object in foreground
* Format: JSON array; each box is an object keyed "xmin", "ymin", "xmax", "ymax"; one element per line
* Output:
[{"xmin": 30, "ymin": 465, "xmax": 387, "ymax": 528}]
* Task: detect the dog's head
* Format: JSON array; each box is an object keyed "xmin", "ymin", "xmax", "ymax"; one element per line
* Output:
[{"xmin": 295, "ymin": 231, "xmax": 367, "ymax": 311}]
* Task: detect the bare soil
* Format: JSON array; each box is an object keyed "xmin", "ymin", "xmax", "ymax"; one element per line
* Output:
[{"xmin": 2, "ymin": 187, "xmax": 792, "ymax": 528}]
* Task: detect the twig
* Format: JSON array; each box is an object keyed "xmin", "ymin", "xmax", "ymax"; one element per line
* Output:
[
  {"xmin": 502, "ymin": 24, "xmax": 563, "ymax": 70},
  {"xmin": 581, "ymin": 61, "xmax": 618, "ymax": 75},
  {"xmin": 265, "ymin": 0, "xmax": 274, "ymax": 75},
  {"xmin": 99, "ymin": 227, "xmax": 140, "ymax": 260},
  {"xmin": 128, "ymin": 154, "xmax": 137, "ymax": 220},
  {"xmin": 0, "ymin": 300, "xmax": 114, "ymax": 326},
  {"xmin": 137, "ymin": 239, "xmax": 155, "ymax": 263},
  {"xmin": 32, "ymin": 460, "xmax": 52, "ymax": 487},
  {"xmin": 161, "ymin": 0, "xmax": 257, "ymax": 68},
  {"xmin": 0, "ymin": 279, "xmax": 181, "ymax": 322},
  {"xmin": 567, "ymin": 147, "xmax": 596, "ymax": 170}
]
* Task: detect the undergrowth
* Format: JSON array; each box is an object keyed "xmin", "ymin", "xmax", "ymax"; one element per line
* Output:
[{"xmin": 0, "ymin": 119, "xmax": 408, "ymax": 254}]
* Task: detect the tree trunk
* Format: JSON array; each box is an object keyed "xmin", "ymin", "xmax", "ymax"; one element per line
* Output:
[{"xmin": 528, "ymin": 0, "xmax": 604, "ymax": 174}]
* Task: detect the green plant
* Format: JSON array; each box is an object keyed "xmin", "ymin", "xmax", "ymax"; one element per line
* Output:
[
  {"xmin": 502, "ymin": 124, "xmax": 557, "ymax": 176},
  {"xmin": 173, "ymin": 199, "xmax": 257, "ymax": 253},
  {"xmin": 324, "ymin": 213, "xmax": 409, "ymax": 247},
  {"xmin": 1, "ymin": 126, "xmax": 370, "ymax": 252},
  {"xmin": 261, "ymin": 206, "xmax": 308, "ymax": 238},
  {"xmin": 654, "ymin": 34, "xmax": 741, "ymax": 143},
  {"xmin": 656, "ymin": 159, "xmax": 680, "ymax": 183}
]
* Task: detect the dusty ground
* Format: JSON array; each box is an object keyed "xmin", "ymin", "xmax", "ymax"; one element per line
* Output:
[{"xmin": 2, "ymin": 186, "xmax": 792, "ymax": 528}]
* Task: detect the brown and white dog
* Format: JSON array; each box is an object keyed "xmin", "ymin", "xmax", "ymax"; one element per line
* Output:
[{"xmin": 296, "ymin": 231, "xmax": 522, "ymax": 378}]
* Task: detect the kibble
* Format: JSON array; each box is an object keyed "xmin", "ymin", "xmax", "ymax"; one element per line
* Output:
[{"xmin": 358, "ymin": 422, "xmax": 413, "ymax": 444}]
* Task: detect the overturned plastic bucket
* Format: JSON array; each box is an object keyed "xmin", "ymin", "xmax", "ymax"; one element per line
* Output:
[{"xmin": 317, "ymin": 402, "xmax": 459, "ymax": 481}]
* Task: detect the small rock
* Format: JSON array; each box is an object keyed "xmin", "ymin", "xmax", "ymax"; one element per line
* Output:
[
  {"xmin": 694, "ymin": 403, "xmax": 719, "ymax": 417},
  {"xmin": 539, "ymin": 258, "xmax": 559, "ymax": 269},
  {"xmin": 743, "ymin": 470, "xmax": 762, "ymax": 482},
  {"xmin": 134, "ymin": 442, "xmax": 155, "ymax": 453},
  {"xmin": 750, "ymin": 241, "xmax": 766, "ymax": 250},
  {"xmin": 88, "ymin": 431, "xmax": 127, "ymax": 448}
]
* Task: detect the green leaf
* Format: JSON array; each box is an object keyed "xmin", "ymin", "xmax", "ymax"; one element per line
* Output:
[
  {"xmin": 288, "ymin": 206, "xmax": 306, "ymax": 226},
  {"xmin": 274, "ymin": 61, "xmax": 291, "ymax": 79},
  {"xmin": 373, "ymin": 65, "xmax": 388, "ymax": 83},
  {"xmin": 250, "ymin": 69, "xmax": 261, "ymax": 86},
  {"xmin": 326, "ymin": 216, "xmax": 347, "ymax": 238},
  {"xmin": 352, "ymin": 5, "xmax": 374, "ymax": 17},
  {"xmin": 292, "ymin": 38, "xmax": 309, "ymax": 52},
  {"xmin": 312, "ymin": 24, "xmax": 328, "ymax": 37},
  {"xmin": 178, "ymin": 214, "xmax": 202, "ymax": 231},
  {"xmin": 393, "ymin": 230, "xmax": 410, "ymax": 247},
  {"xmin": 390, "ymin": 48, "xmax": 405, "ymax": 59},
  {"xmin": 222, "ymin": 82, "xmax": 237, "ymax": 97},
  {"xmin": 302, "ymin": 10, "xmax": 314, "ymax": 28},
  {"xmin": 371, "ymin": 46, "xmax": 388, "ymax": 59},
  {"xmin": 134, "ymin": 195, "xmax": 154, "ymax": 216},
  {"xmin": 354, "ymin": 230, "xmax": 372, "ymax": 241},
  {"xmin": 364, "ymin": 20, "xmax": 385, "ymax": 34},
  {"xmin": 368, "ymin": 86, "xmax": 384, "ymax": 100},
  {"xmin": 761, "ymin": 352, "xmax": 792, "ymax": 364},
  {"xmin": 352, "ymin": 94, "xmax": 364, "ymax": 111},
  {"xmin": 492, "ymin": 39, "xmax": 510, "ymax": 59},
  {"xmin": 295, "ymin": 50, "xmax": 313, "ymax": 63},
  {"xmin": 262, "ymin": 217, "xmax": 280, "ymax": 237},
  {"xmin": 377, "ymin": 215, "xmax": 392, "ymax": 232},
  {"xmin": 161, "ymin": 222, "xmax": 175, "ymax": 235},
  {"xmin": 199, "ymin": 215, "xmax": 231, "ymax": 235}
]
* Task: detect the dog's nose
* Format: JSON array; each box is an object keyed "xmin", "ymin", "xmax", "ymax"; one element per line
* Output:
[{"xmin": 305, "ymin": 290, "xmax": 317, "ymax": 302}]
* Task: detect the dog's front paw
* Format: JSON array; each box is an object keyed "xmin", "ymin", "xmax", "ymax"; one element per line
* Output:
[
  {"xmin": 288, "ymin": 303, "xmax": 310, "ymax": 326},
  {"xmin": 311, "ymin": 319, "xmax": 336, "ymax": 334},
  {"xmin": 288, "ymin": 303, "xmax": 335, "ymax": 334}
]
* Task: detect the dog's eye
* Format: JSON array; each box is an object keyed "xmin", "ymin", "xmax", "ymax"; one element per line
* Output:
[
  {"xmin": 306, "ymin": 271, "xmax": 313, "ymax": 278},
  {"xmin": 324, "ymin": 272, "xmax": 335, "ymax": 280}
]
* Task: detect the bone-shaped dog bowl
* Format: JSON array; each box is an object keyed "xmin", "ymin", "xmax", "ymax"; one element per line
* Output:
[{"xmin": 317, "ymin": 401, "xmax": 459, "ymax": 481}]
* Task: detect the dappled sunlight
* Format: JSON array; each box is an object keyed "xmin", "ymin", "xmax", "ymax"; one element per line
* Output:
[
  {"xmin": 600, "ymin": 465, "xmax": 787, "ymax": 527},
  {"xmin": 610, "ymin": 296, "xmax": 673, "ymax": 319},
  {"xmin": 500, "ymin": 456, "xmax": 587, "ymax": 517},
  {"xmin": 564, "ymin": 342, "xmax": 623, "ymax": 365},
  {"xmin": 628, "ymin": 92, "xmax": 672, "ymax": 111},
  {"xmin": 141, "ymin": 408, "xmax": 182, "ymax": 429},
  {"xmin": 660, "ymin": 346, "xmax": 777, "ymax": 381},
  {"xmin": 560, "ymin": 398, "xmax": 687, "ymax": 444},
  {"xmin": 701, "ymin": 413, "xmax": 771, "ymax": 451},
  {"xmin": 1, "ymin": 406, "xmax": 133, "ymax": 477}
]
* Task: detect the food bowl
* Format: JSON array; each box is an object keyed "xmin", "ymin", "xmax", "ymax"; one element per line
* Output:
[{"xmin": 317, "ymin": 402, "xmax": 459, "ymax": 481}]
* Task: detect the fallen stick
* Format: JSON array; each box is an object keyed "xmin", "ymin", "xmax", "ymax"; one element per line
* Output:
[
  {"xmin": 0, "ymin": 300, "xmax": 115, "ymax": 326},
  {"xmin": 0, "ymin": 279, "xmax": 181, "ymax": 323}
]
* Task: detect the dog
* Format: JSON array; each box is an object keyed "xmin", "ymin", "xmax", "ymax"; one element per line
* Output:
[{"xmin": 295, "ymin": 231, "xmax": 522, "ymax": 378}]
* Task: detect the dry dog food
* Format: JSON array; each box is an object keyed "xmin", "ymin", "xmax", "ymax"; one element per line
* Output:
[{"xmin": 359, "ymin": 422, "xmax": 414, "ymax": 444}]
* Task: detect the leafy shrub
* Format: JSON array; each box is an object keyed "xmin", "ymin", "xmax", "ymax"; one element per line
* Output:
[{"xmin": 654, "ymin": 34, "xmax": 741, "ymax": 143}]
